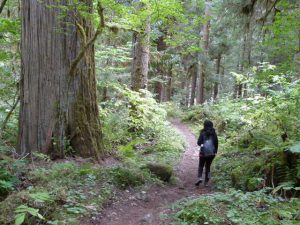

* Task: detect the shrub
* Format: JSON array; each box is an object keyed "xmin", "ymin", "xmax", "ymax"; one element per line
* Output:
[{"xmin": 172, "ymin": 190, "xmax": 300, "ymax": 225}]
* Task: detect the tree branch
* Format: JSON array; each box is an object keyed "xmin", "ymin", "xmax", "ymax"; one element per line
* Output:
[
  {"xmin": 259, "ymin": 0, "xmax": 280, "ymax": 25},
  {"xmin": 1, "ymin": 96, "xmax": 20, "ymax": 132},
  {"xmin": 75, "ymin": 21, "xmax": 87, "ymax": 44},
  {"xmin": 0, "ymin": 0, "xmax": 8, "ymax": 15},
  {"xmin": 69, "ymin": 1, "xmax": 105, "ymax": 77}
]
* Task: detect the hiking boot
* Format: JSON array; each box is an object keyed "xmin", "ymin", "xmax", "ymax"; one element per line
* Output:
[
  {"xmin": 195, "ymin": 179, "xmax": 203, "ymax": 186},
  {"xmin": 204, "ymin": 181, "xmax": 209, "ymax": 187}
]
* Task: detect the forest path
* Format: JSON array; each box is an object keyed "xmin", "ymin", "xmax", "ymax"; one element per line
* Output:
[{"xmin": 87, "ymin": 119, "xmax": 211, "ymax": 225}]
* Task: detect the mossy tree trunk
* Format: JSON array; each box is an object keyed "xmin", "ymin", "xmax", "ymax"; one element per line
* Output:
[{"xmin": 18, "ymin": 0, "xmax": 104, "ymax": 160}]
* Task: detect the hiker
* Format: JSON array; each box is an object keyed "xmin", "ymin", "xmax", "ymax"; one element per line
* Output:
[{"xmin": 195, "ymin": 120, "xmax": 218, "ymax": 187}]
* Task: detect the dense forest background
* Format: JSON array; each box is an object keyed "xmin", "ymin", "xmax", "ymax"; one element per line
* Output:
[{"xmin": 0, "ymin": 0, "xmax": 299, "ymax": 224}]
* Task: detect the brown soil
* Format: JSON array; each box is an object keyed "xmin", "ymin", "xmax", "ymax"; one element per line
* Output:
[{"xmin": 86, "ymin": 120, "xmax": 211, "ymax": 225}]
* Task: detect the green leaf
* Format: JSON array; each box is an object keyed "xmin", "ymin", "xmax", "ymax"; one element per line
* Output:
[
  {"xmin": 15, "ymin": 205, "xmax": 29, "ymax": 213},
  {"xmin": 15, "ymin": 205, "xmax": 44, "ymax": 220},
  {"xmin": 25, "ymin": 207, "xmax": 39, "ymax": 217},
  {"xmin": 29, "ymin": 192, "xmax": 52, "ymax": 202},
  {"xmin": 15, "ymin": 213, "xmax": 25, "ymax": 225}
]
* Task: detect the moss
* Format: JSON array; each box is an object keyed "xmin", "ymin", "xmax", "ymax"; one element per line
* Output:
[
  {"xmin": 106, "ymin": 166, "xmax": 148, "ymax": 189},
  {"xmin": 145, "ymin": 163, "xmax": 173, "ymax": 182},
  {"xmin": 231, "ymin": 166, "xmax": 242, "ymax": 187},
  {"xmin": 0, "ymin": 191, "xmax": 30, "ymax": 224},
  {"xmin": 246, "ymin": 177, "xmax": 264, "ymax": 191}
]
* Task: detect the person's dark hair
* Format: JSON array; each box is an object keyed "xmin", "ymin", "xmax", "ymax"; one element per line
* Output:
[
  {"xmin": 201, "ymin": 120, "xmax": 215, "ymax": 136},
  {"xmin": 204, "ymin": 120, "xmax": 213, "ymax": 130}
]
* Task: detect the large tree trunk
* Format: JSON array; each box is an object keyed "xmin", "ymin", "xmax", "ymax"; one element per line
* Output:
[
  {"xmin": 18, "ymin": 0, "xmax": 104, "ymax": 159},
  {"xmin": 131, "ymin": 20, "xmax": 150, "ymax": 92}
]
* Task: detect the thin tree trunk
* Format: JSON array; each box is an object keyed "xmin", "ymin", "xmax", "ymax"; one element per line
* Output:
[
  {"xmin": 236, "ymin": 34, "xmax": 247, "ymax": 98},
  {"xmin": 102, "ymin": 87, "xmax": 108, "ymax": 102},
  {"xmin": 185, "ymin": 75, "xmax": 191, "ymax": 107},
  {"xmin": 180, "ymin": 75, "xmax": 186, "ymax": 106},
  {"xmin": 198, "ymin": 63, "xmax": 205, "ymax": 104},
  {"xmin": 155, "ymin": 34, "xmax": 167, "ymax": 102},
  {"xmin": 155, "ymin": 79, "xmax": 164, "ymax": 103},
  {"xmin": 238, "ymin": 84, "xmax": 243, "ymax": 97},
  {"xmin": 131, "ymin": 18, "xmax": 150, "ymax": 92},
  {"xmin": 1, "ymin": 97, "xmax": 20, "ymax": 132},
  {"xmin": 19, "ymin": 0, "xmax": 104, "ymax": 159},
  {"xmin": 243, "ymin": 84, "xmax": 248, "ymax": 98},
  {"xmin": 233, "ymin": 59, "xmax": 241, "ymax": 99},
  {"xmin": 190, "ymin": 65, "xmax": 197, "ymax": 106},
  {"xmin": 155, "ymin": 64, "xmax": 164, "ymax": 102},
  {"xmin": 197, "ymin": 0, "xmax": 210, "ymax": 104},
  {"xmin": 243, "ymin": 22, "xmax": 253, "ymax": 98},
  {"xmin": 213, "ymin": 53, "xmax": 221, "ymax": 100},
  {"xmin": 219, "ymin": 65, "xmax": 225, "ymax": 94},
  {"xmin": 166, "ymin": 66, "xmax": 173, "ymax": 101}
]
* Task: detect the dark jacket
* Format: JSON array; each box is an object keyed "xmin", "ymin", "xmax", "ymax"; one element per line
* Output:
[{"xmin": 197, "ymin": 128, "xmax": 218, "ymax": 154}]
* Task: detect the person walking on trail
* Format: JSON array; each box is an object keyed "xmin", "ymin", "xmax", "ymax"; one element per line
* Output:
[{"xmin": 195, "ymin": 120, "xmax": 218, "ymax": 187}]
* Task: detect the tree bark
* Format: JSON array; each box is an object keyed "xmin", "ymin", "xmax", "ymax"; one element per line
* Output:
[
  {"xmin": 185, "ymin": 74, "xmax": 191, "ymax": 107},
  {"xmin": 165, "ymin": 66, "xmax": 173, "ymax": 101},
  {"xmin": 197, "ymin": 0, "xmax": 210, "ymax": 104},
  {"xmin": 131, "ymin": 19, "xmax": 150, "ymax": 92},
  {"xmin": 197, "ymin": 62, "xmax": 205, "ymax": 104},
  {"xmin": 213, "ymin": 53, "xmax": 221, "ymax": 100},
  {"xmin": 190, "ymin": 64, "xmax": 197, "ymax": 106},
  {"xmin": 180, "ymin": 74, "xmax": 186, "ymax": 106},
  {"xmin": 19, "ymin": 0, "xmax": 104, "ymax": 159},
  {"xmin": 155, "ymin": 78, "xmax": 164, "ymax": 103}
]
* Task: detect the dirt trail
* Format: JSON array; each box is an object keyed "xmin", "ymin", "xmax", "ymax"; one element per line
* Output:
[{"xmin": 88, "ymin": 120, "xmax": 211, "ymax": 225}]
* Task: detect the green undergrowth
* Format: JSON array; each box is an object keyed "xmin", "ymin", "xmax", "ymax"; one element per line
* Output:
[
  {"xmin": 0, "ymin": 160, "xmax": 157, "ymax": 225},
  {"xmin": 100, "ymin": 83, "xmax": 186, "ymax": 168},
  {"xmin": 176, "ymin": 73, "xmax": 300, "ymax": 224},
  {"xmin": 182, "ymin": 95, "xmax": 300, "ymax": 191},
  {"xmin": 172, "ymin": 189, "xmax": 300, "ymax": 225},
  {"xmin": 0, "ymin": 84, "xmax": 186, "ymax": 225}
]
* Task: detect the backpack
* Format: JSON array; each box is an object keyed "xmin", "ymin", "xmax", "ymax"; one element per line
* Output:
[{"xmin": 201, "ymin": 135, "xmax": 215, "ymax": 157}]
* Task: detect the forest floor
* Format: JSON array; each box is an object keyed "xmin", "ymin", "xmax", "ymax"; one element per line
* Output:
[{"xmin": 85, "ymin": 120, "xmax": 211, "ymax": 225}]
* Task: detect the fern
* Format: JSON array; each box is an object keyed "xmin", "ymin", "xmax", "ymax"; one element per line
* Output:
[{"xmin": 14, "ymin": 205, "xmax": 44, "ymax": 225}]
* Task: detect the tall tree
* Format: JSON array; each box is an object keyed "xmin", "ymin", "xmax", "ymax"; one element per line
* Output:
[
  {"xmin": 213, "ymin": 53, "xmax": 221, "ymax": 99},
  {"xmin": 190, "ymin": 64, "xmax": 197, "ymax": 106},
  {"xmin": 131, "ymin": 3, "xmax": 150, "ymax": 92},
  {"xmin": 18, "ymin": 0, "xmax": 104, "ymax": 159},
  {"xmin": 197, "ymin": 0, "xmax": 210, "ymax": 104}
]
